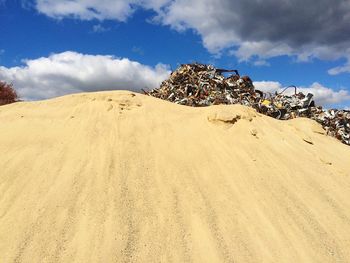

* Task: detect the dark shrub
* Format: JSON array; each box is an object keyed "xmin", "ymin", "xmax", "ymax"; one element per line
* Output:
[{"xmin": 0, "ymin": 81, "xmax": 19, "ymax": 106}]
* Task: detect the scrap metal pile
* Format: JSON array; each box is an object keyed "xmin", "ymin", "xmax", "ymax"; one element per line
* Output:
[
  {"xmin": 313, "ymin": 109, "xmax": 350, "ymax": 145},
  {"xmin": 144, "ymin": 63, "xmax": 350, "ymax": 146}
]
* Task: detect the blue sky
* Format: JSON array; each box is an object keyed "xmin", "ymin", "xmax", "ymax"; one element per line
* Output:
[{"xmin": 0, "ymin": 0, "xmax": 349, "ymax": 108}]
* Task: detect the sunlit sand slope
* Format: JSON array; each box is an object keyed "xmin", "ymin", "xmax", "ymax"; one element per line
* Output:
[{"xmin": 1, "ymin": 91, "xmax": 350, "ymax": 262}]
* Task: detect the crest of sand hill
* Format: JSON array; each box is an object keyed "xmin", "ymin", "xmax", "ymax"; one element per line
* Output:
[{"xmin": 1, "ymin": 90, "xmax": 350, "ymax": 263}]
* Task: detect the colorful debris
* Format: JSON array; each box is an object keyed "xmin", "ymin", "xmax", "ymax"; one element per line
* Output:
[{"xmin": 145, "ymin": 63, "xmax": 350, "ymax": 146}]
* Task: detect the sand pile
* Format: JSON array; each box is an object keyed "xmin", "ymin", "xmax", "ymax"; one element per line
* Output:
[{"xmin": 1, "ymin": 91, "xmax": 350, "ymax": 263}]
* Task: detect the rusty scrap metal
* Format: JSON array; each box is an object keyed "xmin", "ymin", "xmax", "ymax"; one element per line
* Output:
[
  {"xmin": 145, "ymin": 63, "xmax": 350, "ymax": 146},
  {"xmin": 313, "ymin": 109, "xmax": 350, "ymax": 145}
]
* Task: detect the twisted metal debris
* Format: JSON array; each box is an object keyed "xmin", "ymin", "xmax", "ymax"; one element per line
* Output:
[{"xmin": 144, "ymin": 63, "xmax": 350, "ymax": 146}]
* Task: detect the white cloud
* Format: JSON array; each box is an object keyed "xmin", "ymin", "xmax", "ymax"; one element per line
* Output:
[
  {"xmin": 297, "ymin": 83, "xmax": 350, "ymax": 106},
  {"xmin": 253, "ymin": 60, "xmax": 270, "ymax": 67},
  {"xmin": 233, "ymin": 41, "xmax": 293, "ymax": 62},
  {"xmin": 253, "ymin": 81, "xmax": 283, "ymax": 94},
  {"xmin": 328, "ymin": 61, "xmax": 350, "ymax": 75},
  {"xmin": 0, "ymin": 51, "xmax": 170, "ymax": 100},
  {"xmin": 34, "ymin": 0, "xmax": 171, "ymax": 21},
  {"xmin": 92, "ymin": 24, "xmax": 110, "ymax": 33},
  {"xmin": 35, "ymin": 0, "xmax": 140, "ymax": 21},
  {"xmin": 254, "ymin": 81, "xmax": 350, "ymax": 107}
]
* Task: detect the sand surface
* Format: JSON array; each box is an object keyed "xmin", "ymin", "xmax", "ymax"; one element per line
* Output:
[{"xmin": 1, "ymin": 91, "xmax": 350, "ymax": 262}]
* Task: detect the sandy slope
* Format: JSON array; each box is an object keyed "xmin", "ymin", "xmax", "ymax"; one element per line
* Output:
[{"xmin": 1, "ymin": 91, "xmax": 350, "ymax": 263}]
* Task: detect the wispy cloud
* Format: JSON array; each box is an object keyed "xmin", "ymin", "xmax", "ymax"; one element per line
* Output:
[
  {"xmin": 92, "ymin": 24, "xmax": 110, "ymax": 33},
  {"xmin": 328, "ymin": 59, "xmax": 350, "ymax": 75},
  {"xmin": 132, "ymin": 46, "xmax": 144, "ymax": 56}
]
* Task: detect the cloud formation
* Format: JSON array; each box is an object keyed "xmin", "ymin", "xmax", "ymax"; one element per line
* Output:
[
  {"xmin": 154, "ymin": 0, "xmax": 350, "ymax": 66},
  {"xmin": 92, "ymin": 24, "xmax": 110, "ymax": 33},
  {"xmin": 254, "ymin": 81, "xmax": 350, "ymax": 107},
  {"xmin": 0, "ymin": 50, "xmax": 347, "ymax": 107},
  {"xmin": 328, "ymin": 60, "xmax": 350, "ymax": 75},
  {"xmin": 35, "ymin": 0, "xmax": 137, "ymax": 21},
  {"xmin": 0, "ymin": 51, "xmax": 170, "ymax": 100},
  {"xmin": 33, "ymin": 0, "xmax": 350, "ymax": 71}
]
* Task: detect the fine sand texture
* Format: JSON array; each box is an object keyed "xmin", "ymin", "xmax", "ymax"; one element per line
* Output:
[{"xmin": 1, "ymin": 91, "xmax": 350, "ymax": 262}]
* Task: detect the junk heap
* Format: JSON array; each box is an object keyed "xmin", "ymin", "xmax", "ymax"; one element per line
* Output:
[{"xmin": 145, "ymin": 63, "xmax": 350, "ymax": 146}]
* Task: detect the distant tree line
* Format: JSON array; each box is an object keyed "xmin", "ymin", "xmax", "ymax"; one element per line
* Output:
[{"xmin": 0, "ymin": 81, "xmax": 19, "ymax": 106}]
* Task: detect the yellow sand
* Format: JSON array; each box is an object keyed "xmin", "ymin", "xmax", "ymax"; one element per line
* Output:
[{"xmin": 1, "ymin": 90, "xmax": 350, "ymax": 263}]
